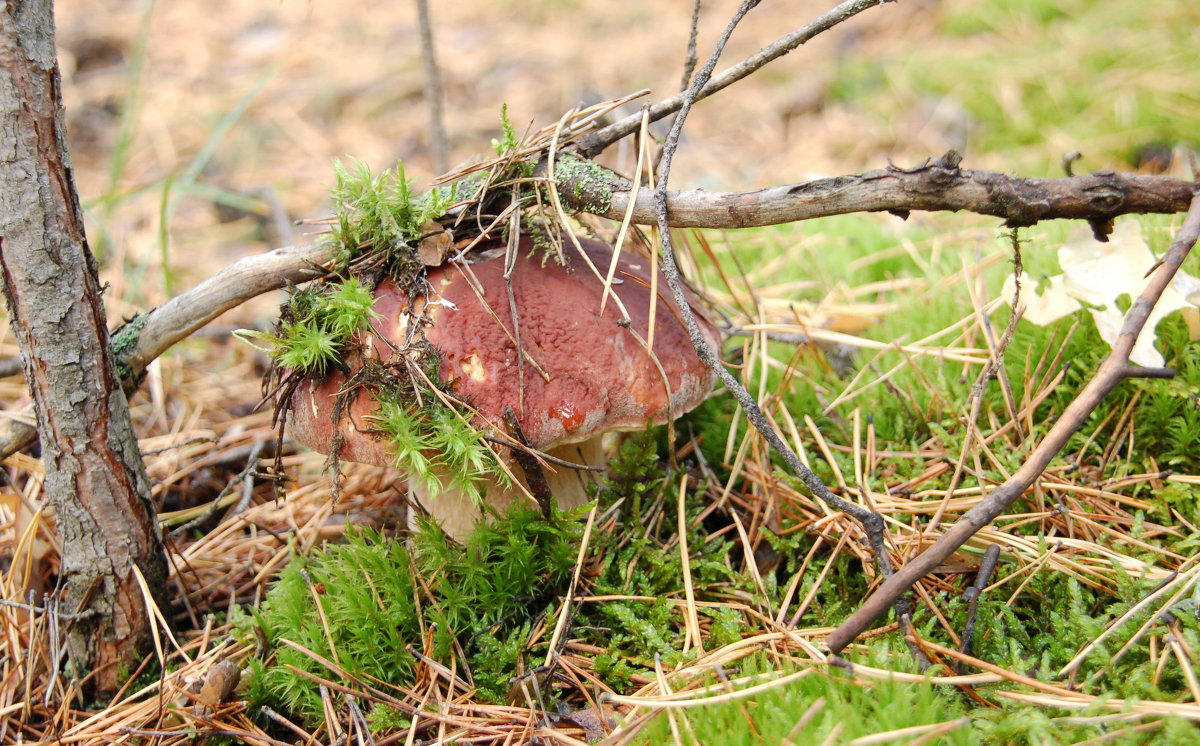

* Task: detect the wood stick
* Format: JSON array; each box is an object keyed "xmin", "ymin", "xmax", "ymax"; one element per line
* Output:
[{"xmin": 824, "ymin": 189, "xmax": 1200, "ymax": 655}]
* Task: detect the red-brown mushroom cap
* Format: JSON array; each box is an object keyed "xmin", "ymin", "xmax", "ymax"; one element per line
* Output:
[{"xmin": 288, "ymin": 234, "xmax": 721, "ymax": 464}]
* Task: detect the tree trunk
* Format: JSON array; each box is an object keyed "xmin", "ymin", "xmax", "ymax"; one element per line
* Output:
[{"xmin": 0, "ymin": 0, "xmax": 167, "ymax": 691}]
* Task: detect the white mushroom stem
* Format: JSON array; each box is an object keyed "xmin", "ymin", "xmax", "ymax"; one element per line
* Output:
[{"xmin": 407, "ymin": 437, "xmax": 606, "ymax": 541}]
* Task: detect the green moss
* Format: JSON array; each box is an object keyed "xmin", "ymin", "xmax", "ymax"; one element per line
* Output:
[
  {"xmin": 491, "ymin": 103, "xmax": 521, "ymax": 158},
  {"xmin": 236, "ymin": 277, "xmax": 379, "ymax": 377},
  {"xmin": 373, "ymin": 390, "xmax": 507, "ymax": 506},
  {"xmin": 110, "ymin": 313, "xmax": 149, "ymax": 381},
  {"xmin": 327, "ymin": 158, "xmax": 457, "ymax": 285},
  {"xmin": 244, "ymin": 512, "xmax": 581, "ymax": 722},
  {"xmin": 636, "ymin": 648, "xmax": 975, "ymax": 745},
  {"xmin": 573, "ymin": 433, "xmax": 759, "ymax": 684}
]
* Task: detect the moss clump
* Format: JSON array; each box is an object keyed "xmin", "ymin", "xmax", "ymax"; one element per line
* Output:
[
  {"xmin": 575, "ymin": 433, "xmax": 756, "ymax": 682},
  {"xmin": 373, "ymin": 389, "xmax": 508, "ymax": 505},
  {"xmin": 236, "ymin": 276, "xmax": 378, "ymax": 377},
  {"xmin": 243, "ymin": 512, "xmax": 581, "ymax": 722},
  {"xmin": 328, "ymin": 158, "xmax": 457, "ymax": 287},
  {"xmin": 637, "ymin": 647, "xmax": 975, "ymax": 746}
]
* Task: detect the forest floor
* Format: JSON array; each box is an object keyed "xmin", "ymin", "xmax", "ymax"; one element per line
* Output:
[{"xmin": 2, "ymin": 0, "xmax": 1200, "ymax": 743}]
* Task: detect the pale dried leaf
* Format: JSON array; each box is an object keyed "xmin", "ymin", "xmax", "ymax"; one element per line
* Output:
[
  {"xmin": 1003, "ymin": 272, "xmax": 1078, "ymax": 326},
  {"xmin": 197, "ymin": 660, "xmax": 242, "ymax": 709},
  {"xmin": 1007, "ymin": 220, "xmax": 1200, "ymax": 367}
]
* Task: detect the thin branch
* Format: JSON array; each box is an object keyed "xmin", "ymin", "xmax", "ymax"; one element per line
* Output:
[
  {"xmin": 825, "ymin": 189, "xmax": 1200, "ymax": 655},
  {"xmin": 0, "ymin": 243, "xmax": 332, "ymax": 460},
  {"xmin": 650, "ymin": 1, "xmax": 893, "ymax": 572},
  {"xmin": 126, "ymin": 244, "xmax": 331, "ymax": 373},
  {"xmin": 574, "ymin": 0, "xmax": 889, "ymax": 158},
  {"xmin": 415, "ymin": 0, "xmax": 449, "ymax": 174},
  {"xmin": 958, "ymin": 544, "xmax": 1001, "ymax": 672},
  {"xmin": 560, "ymin": 152, "xmax": 1195, "ymax": 229},
  {"xmin": 679, "ymin": 0, "xmax": 703, "ymax": 93}
]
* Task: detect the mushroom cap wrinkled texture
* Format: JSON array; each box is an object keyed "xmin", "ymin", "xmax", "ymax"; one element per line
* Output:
[{"xmin": 288, "ymin": 235, "xmax": 721, "ymax": 465}]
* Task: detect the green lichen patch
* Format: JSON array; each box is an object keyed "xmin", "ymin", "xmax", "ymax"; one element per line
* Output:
[
  {"xmin": 552, "ymin": 152, "xmax": 627, "ymax": 215},
  {"xmin": 110, "ymin": 313, "xmax": 149, "ymax": 382}
]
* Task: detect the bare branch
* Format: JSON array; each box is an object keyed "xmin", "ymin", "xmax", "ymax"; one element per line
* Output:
[
  {"xmin": 575, "ymin": 0, "xmax": 889, "ymax": 158},
  {"xmin": 0, "ymin": 243, "xmax": 332, "ymax": 461},
  {"xmin": 825, "ymin": 188, "xmax": 1200, "ymax": 655},
  {"xmin": 126, "ymin": 243, "xmax": 331, "ymax": 374},
  {"xmin": 560, "ymin": 153, "xmax": 1195, "ymax": 229},
  {"xmin": 415, "ymin": 0, "xmax": 449, "ymax": 174}
]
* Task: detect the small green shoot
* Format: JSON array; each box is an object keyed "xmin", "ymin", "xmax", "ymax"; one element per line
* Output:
[
  {"xmin": 328, "ymin": 158, "xmax": 456, "ymax": 275},
  {"xmin": 236, "ymin": 277, "xmax": 378, "ymax": 376},
  {"xmin": 374, "ymin": 392, "xmax": 507, "ymax": 505},
  {"xmin": 491, "ymin": 103, "xmax": 521, "ymax": 157}
]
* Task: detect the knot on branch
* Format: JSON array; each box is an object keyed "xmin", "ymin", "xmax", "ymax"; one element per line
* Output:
[
  {"xmin": 1082, "ymin": 183, "xmax": 1126, "ymax": 212},
  {"xmin": 921, "ymin": 150, "xmax": 965, "ymax": 189},
  {"xmin": 933, "ymin": 150, "xmax": 963, "ymax": 170}
]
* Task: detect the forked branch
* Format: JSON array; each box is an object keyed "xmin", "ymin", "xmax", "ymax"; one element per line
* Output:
[{"xmin": 825, "ymin": 189, "xmax": 1200, "ymax": 655}]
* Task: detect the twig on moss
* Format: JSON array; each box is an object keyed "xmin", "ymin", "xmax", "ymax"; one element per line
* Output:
[
  {"xmin": 957, "ymin": 544, "xmax": 1002, "ymax": 672},
  {"xmin": 650, "ymin": 0, "xmax": 895, "ymax": 580},
  {"xmin": 826, "ymin": 189, "xmax": 1200, "ymax": 655}
]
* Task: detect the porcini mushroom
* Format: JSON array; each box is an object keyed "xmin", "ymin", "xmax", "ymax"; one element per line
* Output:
[{"xmin": 288, "ymin": 234, "xmax": 721, "ymax": 539}]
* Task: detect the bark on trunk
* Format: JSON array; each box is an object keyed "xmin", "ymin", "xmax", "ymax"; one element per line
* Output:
[{"xmin": 0, "ymin": 0, "xmax": 167, "ymax": 691}]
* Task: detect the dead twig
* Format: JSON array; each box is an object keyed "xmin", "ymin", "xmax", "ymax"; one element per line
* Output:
[
  {"xmin": 574, "ymin": 0, "xmax": 889, "ymax": 158},
  {"xmin": 414, "ymin": 0, "xmax": 448, "ymax": 174},
  {"xmin": 559, "ymin": 155, "xmax": 1195, "ymax": 230},
  {"xmin": 650, "ymin": 0, "xmax": 895, "ymax": 582},
  {"xmin": 957, "ymin": 544, "xmax": 1002, "ymax": 672},
  {"xmin": 0, "ymin": 243, "xmax": 332, "ymax": 460},
  {"xmin": 826, "ymin": 189, "xmax": 1200, "ymax": 654}
]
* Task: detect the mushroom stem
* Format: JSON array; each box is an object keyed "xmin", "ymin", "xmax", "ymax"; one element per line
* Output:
[{"xmin": 407, "ymin": 437, "xmax": 605, "ymax": 541}]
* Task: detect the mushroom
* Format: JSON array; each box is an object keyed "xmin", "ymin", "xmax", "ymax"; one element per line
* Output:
[{"xmin": 288, "ymin": 234, "xmax": 721, "ymax": 539}]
